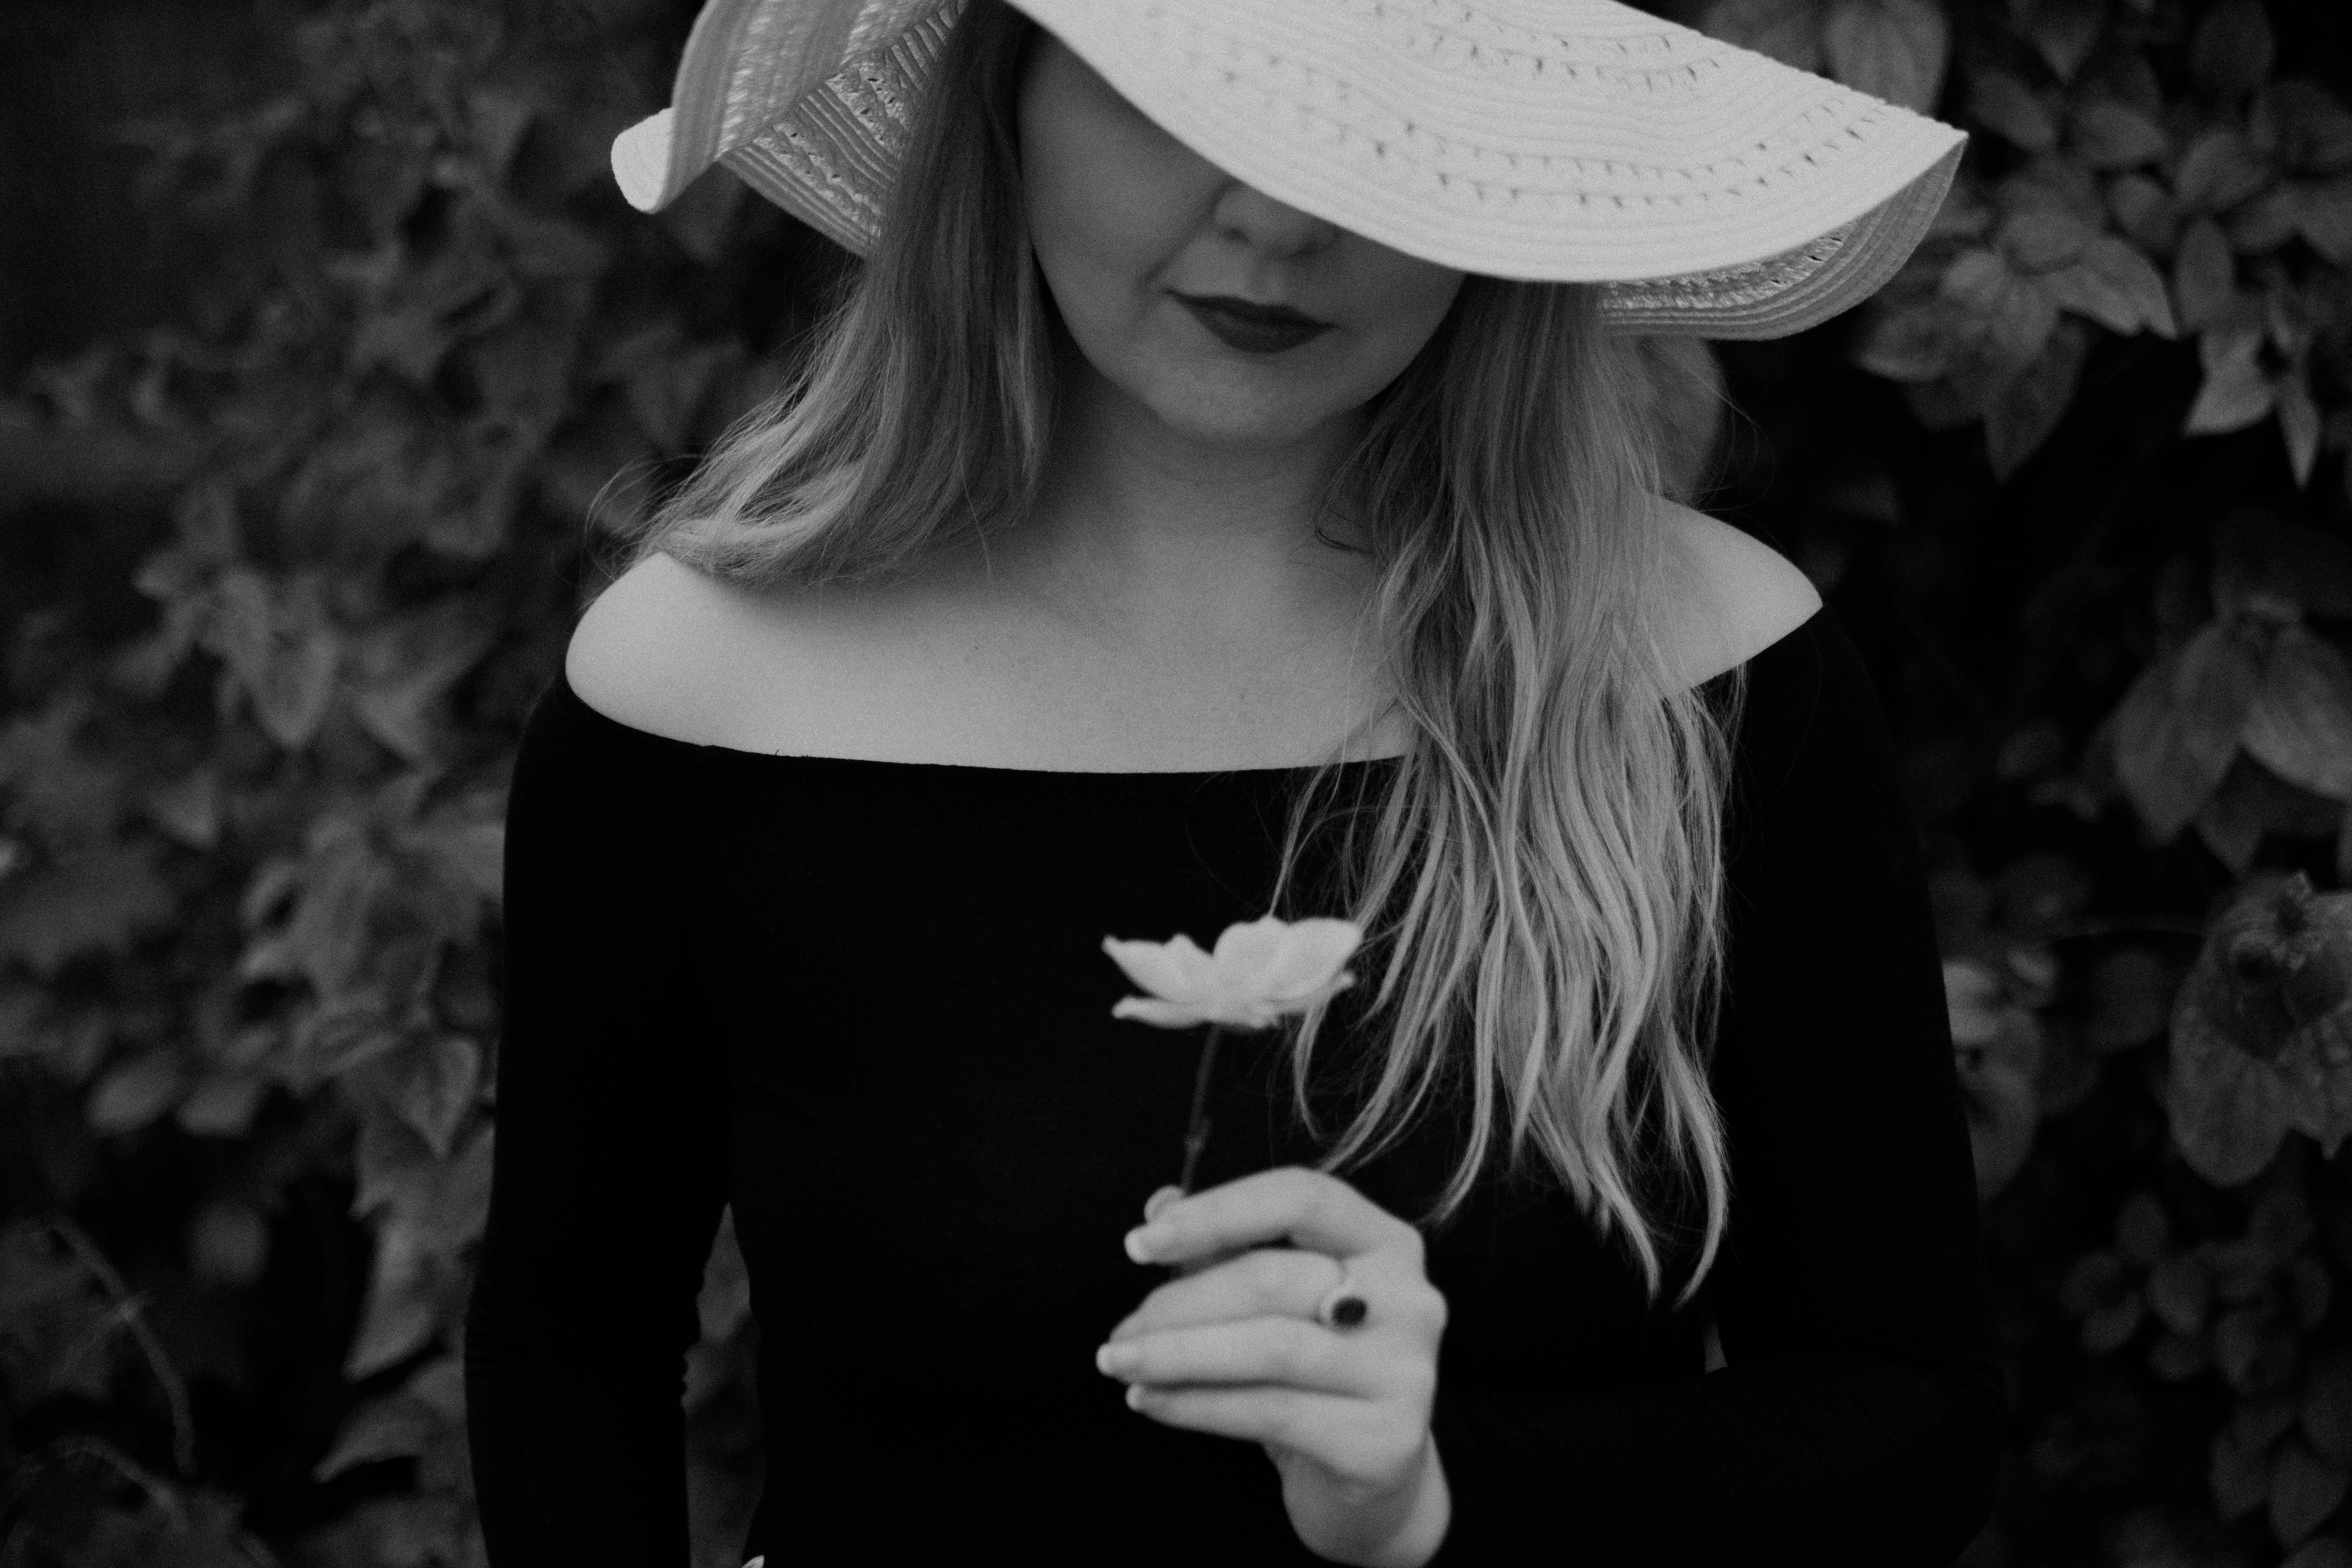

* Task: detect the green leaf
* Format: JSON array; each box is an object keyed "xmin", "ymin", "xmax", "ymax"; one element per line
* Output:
[
  {"xmin": 1821, "ymin": 0, "xmax": 1947, "ymax": 113},
  {"xmin": 1967, "ymin": 68, "xmax": 2059, "ymax": 152},
  {"xmin": 2107, "ymin": 171, "xmax": 2179, "ymax": 249},
  {"xmin": 2265, "ymin": 81, "xmax": 2352, "ymax": 174},
  {"xmin": 1926, "ymin": 172, "xmax": 1996, "ymax": 240},
  {"xmin": 204, "ymin": 570, "xmax": 343, "ymax": 751},
  {"xmin": 2112, "ymin": 641, "xmax": 2236, "ymax": 837},
  {"xmin": 410, "ymin": 816, "xmax": 504, "ymax": 908},
  {"xmin": 2277, "ymin": 1011, "xmax": 2352, "ymax": 1161},
  {"xmin": 1997, "ymin": 208, "xmax": 2096, "ymax": 273},
  {"xmin": 344, "ymin": 601, "xmax": 499, "ymax": 765},
  {"xmin": 2180, "ymin": 619, "xmax": 2266, "ymax": 764},
  {"xmin": 2244, "ymin": 625, "xmax": 2352, "ymax": 799},
  {"xmin": 624, "ymin": 339, "xmax": 743, "ymax": 453},
  {"xmin": 0, "ymin": 838, "xmax": 178, "ymax": 976},
  {"xmin": 393, "ymin": 1035, "xmax": 479, "ymax": 1160},
  {"xmin": 2042, "ymin": 235, "xmax": 2177, "ymax": 336},
  {"xmin": 2297, "ymin": 175, "xmax": 2352, "ymax": 263},
  {"xmin": 2176, "ymin": 126, "xmax": 2277, "ymax": 213},
  {"xmin": 2214, "ymin": 1303, "xmax": 2297, "ymax": 1393},
  {"xmin": 1955, "ymin": 1022, "xmax": 2041, "ymax": 1196},
  {"xmin": 176, "ymin": 1074, "xmax": 269, "ymax": 1139},
  {"xmin": 1853, "ymin": 299, "xmax": 1952, "ymax": 380},
  {"xmin": 2171, "ymin": 211, "xmax": 2245, "ymax": 329},
  {"xmin": 2227, "ymin": 182, "xmax": 2305, "ymax": 252},
  {"xmin": 1902, "ymin": 376, "xmax": 1980, "ymax": 430},
  {"xmin": 2082, "ymin": 1288, "xmax": 2146, "ymax": 1353},
  {"xmin": 2071, "ymin": 99, "xmax": 2170, "ymax": 169},
  {"xmin": 140, "ymin": 768, "xmax": 220, "ymax": 852},
  {"xmin": 2279, "ymin": 369, "xmax": 2323, "ymax": 488},
  {"xmin": 2020, "ymin": 0, "xmax": 2104, "ymax": 82},
  {"xmin": 87, "ymin": 1047, "xmax": 183, "ymax": 1133},
  {"xmin": 2148, "ymin": 1251, "xmax": 2214, "ymax": 1334},
  {"xmin": 2005, "ymin": 156, "xmax": 2104, "ymax": 219},
  {"xmin": 187, "ymin": 1197, "xmax": 269, "ymax": 1287},
  {"xmin": 284, "ymin": 1002, "xmax": 406, "ymax": 1092},
  {"xmin": 2198, "ymin": 775, "xmax": 2265, "ymax": 873},
  {"xmin": 2185, "ymin": 326, "xmax": 2276, "ymax": 435},
  {"xmin": 2272, "ymin": 1439, "xmax": 2348, "ymax": 1550},
  {"xmin": 1701, "ymin": 0, "xmax": 1826, "ymax": 71},
  {"xmin": 0, "ymin": 696, "xmax": 121, "ymax": 844},
  {"xmin": 465, "ymin": 84, "xmax": 537, "ymax": 185},
  {"xmin": 655, "ymin": 165, "xmax": 748, "ymax": 266},
  {"xmin": 2210, "ymin": 1236, "xmax": 2280, "ymax": 1302},
  {"xmin": 345, "ymin": 1215, "xmax": 440, "ymax": 1381},
  {"xmin": 2167, "ymin": 974, "xmax": 2296, "ymax": 1187},
  {"xmin": 487, "ymin": 204, "xmax": 610, "ymax": 280},
  {"xmin": 2193, "ymin": 0, "xmax": 2276, "ymax": 99},
  {"xmin": 1942, "ymin": 247, "xmax": 2061, "ymax": 376},
  {"xmin": 1984, "ymin": 318, "xmax": 2085, "ymax": 478},
  {"xmin": 311, "ymin": 1392, "xmax": 440, "ymax": 1482}
]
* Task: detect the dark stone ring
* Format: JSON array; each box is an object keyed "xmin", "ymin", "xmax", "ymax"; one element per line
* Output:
[{"xmin": 1318, "ymin": 1260, "xmax": 1369, "ymax": 1330}]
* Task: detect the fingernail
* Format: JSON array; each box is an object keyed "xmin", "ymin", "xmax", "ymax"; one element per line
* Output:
[
  {"xmin": 1124, "ymin": 1224, "xmax": 1171, "ymax": 1264},
  {"xmin": 1095, "ymin": 1342, "xmax": 1137, "ymax": 1375}
]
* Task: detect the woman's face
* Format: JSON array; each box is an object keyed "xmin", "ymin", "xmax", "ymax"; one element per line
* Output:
[{"xmin": 1016, "ymin": 33, "xmax": 1467, "ymax": 452}]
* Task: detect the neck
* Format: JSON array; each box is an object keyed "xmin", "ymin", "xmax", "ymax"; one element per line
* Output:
[{"xmin": 1003, "ymin": 354, "xmax": 1374, "ymax": 655}]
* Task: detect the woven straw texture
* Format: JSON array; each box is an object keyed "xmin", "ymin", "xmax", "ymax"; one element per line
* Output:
[{"xmin": 611, "ymin": 0, "xmax": 1967, "ymax": 339}]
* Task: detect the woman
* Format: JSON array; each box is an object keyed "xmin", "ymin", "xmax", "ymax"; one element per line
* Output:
[{"xmin": 463, "ymin": 1, "xmax": 2000, "ymax": 1564}]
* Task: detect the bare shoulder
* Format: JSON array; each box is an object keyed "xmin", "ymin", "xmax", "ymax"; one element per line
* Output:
[
  {"xmin": 565, "ymin": 548, "xmax": 826, "ymax": 745},
  {"xmin": 1653, "ymin": 499, "xmax": 1823, "ymax": 691}
]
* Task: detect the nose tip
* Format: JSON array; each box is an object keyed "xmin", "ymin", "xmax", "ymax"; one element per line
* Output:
[{"xmin": 1212, "ymin": 180, "xmax": 1340, "ymax": 256}]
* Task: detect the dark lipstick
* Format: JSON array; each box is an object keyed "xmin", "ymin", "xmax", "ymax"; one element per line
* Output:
[{"xmin": 1173, "ymin": 293, "xmax": 1335, "ymax": 354}]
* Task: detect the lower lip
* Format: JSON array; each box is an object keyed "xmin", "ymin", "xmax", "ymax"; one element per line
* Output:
[{"xmin": 1178, "ymin": 300, "xmax": 1334, "ymax": 354}]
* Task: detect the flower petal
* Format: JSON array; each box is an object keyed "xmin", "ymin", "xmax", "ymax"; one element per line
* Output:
[
  {"xmin": 1254, "ymin": 918, "xmax": 1365, "ymax": 1004},
  {"xmin": 1209, "ymin": 917, "xmax": 1295, "ymax": 993},
  {"xmin": 1111, "ymin": 995, "xmax": 1212, "ymax": 1029},
  {"xmin": 1102, "ymin": 934, "xmax": 1218, "ymax": 1004}
]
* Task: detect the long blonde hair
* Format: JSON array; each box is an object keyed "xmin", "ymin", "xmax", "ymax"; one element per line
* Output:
[{"xmin": 621, "ymin": 0, "xmax": 1744, "ymax": 1312}]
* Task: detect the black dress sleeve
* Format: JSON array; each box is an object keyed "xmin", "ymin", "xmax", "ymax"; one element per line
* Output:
[
  {"xmin": 1423, "ymin": 604, "xmax": 2007, "ymax": 1567},
  {"xmin": 462, "ymin": 678, "xmax": 733, "ymax": 1567}
]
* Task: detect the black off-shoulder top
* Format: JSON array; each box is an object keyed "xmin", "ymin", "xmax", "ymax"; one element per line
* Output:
[{"xmin": 462, "ymin": 599, "xmax": 2005, "ymax": 1566}]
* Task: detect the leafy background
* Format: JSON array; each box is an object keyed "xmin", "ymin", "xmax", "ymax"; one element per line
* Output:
[{"xmin": 2, "ymin": 0, "xmax": 2350, "ymax": 1563}]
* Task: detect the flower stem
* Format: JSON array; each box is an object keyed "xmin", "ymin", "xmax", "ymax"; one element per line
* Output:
[{"xmin": 1178, "ymin": 1023, "xmax": 1224, "ymax": 1195}]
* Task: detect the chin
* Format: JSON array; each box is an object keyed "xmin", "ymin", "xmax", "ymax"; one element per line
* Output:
[{"xmin": 1142, "ymin": 382, "xmax": 1350, "ymax": 450}]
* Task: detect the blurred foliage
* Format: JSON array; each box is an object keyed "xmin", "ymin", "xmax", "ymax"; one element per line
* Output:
[{"xmin": 0, "ymin": 0, "xmax": 2350, "ymax": 1564}]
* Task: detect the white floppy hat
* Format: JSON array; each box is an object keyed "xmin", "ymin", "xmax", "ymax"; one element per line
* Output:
[{"xmin": 611, "ymin": 0, "xmax": 1967, "ymax": 339}]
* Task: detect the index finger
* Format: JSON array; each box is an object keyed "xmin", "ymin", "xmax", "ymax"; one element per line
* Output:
[{"xmin": 1125, "ymin": 1167, "xmax": 1417, "ymax": 1267}]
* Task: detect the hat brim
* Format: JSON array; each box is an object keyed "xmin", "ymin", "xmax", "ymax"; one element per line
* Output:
[{"xmin": 613, "ymin": 0, "xmax": 1967, "ymax": 339}]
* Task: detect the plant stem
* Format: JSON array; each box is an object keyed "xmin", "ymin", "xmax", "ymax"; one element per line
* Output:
[{"xmin": 1178, "ymin": 1023, "xmax": 1224, "ymax": 1195}]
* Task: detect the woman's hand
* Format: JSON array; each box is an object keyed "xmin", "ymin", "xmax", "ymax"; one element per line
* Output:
[{"xmin": 1096, "ymin": 1167, "xmax": 1453, "ymax": 1568}]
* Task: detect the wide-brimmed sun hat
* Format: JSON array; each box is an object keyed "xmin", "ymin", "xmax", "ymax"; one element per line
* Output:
[{"xmin": 611, "ymin": 0, "xmax": 1966, "ymax": 339}]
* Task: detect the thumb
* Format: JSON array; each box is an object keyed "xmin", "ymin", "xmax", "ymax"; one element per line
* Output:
[{"xmin": 1143, "ymin": 1185, "xmax": 1184, "ymax": 1223}]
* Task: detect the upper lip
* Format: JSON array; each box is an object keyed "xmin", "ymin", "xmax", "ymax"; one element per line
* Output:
[{"xmin": 1173, "ymin": 293, "xmax": 1333, "ymax": 329}]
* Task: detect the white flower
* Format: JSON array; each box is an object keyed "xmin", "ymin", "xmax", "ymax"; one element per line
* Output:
[{"xmin": 1102, "ymin": 915, "xmax": 1364, "ymax": 1031}]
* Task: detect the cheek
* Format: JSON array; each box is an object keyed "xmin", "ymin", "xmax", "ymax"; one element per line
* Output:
[
  {"xmin": 1022, "ymin": 118, "xmax": 1199, "ymax": 330},
  {"xmin": 1352, "ymin": 262, "xmax": 1467, "ymax": 372}
]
